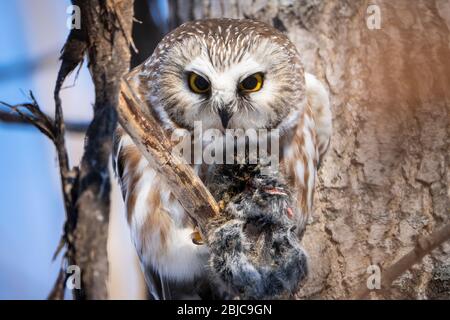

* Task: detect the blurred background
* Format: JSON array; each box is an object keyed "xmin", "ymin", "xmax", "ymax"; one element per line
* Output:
[{"xmin": 0, "ymin": 0, "xmax": 171, "ymax": 300}]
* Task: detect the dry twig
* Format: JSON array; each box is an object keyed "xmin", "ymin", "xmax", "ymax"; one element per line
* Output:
[
  {"xmin": 0, "ymin": 110, "xmax": 89, "ymax": 132},
  {"xmin": 353, "ymin": 223, "xmax": 450, "ymax": 299}
]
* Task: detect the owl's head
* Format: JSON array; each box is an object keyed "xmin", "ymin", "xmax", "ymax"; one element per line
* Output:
[{"xmin": 138, "ymin": 19, "xmax": 306, "ymax": 135}]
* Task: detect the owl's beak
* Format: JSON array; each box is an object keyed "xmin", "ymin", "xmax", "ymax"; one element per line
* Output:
[{"xmin": 218, "ymin": 108, "xmax": 232, "ymax": 129}]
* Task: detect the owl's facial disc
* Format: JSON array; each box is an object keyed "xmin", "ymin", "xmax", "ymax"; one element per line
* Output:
[
  {"xmin": 183, "ymin": 56, "xmax": 274, "ymax": 131},
  {"xmin": 151, "ymin": 22, "xmax": 305, "ymax": 134}
]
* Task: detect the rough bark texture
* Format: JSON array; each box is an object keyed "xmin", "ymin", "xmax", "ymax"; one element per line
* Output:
[
  {"xmin": 176, "ymin": 0, "xmax": 450, "ymax": 299},
  {"xmin": 72, "ymin": 0, "xmax": 134, "ymax": 300},
  {"xmin": 2, "ymin": 0, "xmax": 135, "ymax": 297},
  {"xmin": 9, "ymin": 0, "xmax": 136, "ymax": 300}
]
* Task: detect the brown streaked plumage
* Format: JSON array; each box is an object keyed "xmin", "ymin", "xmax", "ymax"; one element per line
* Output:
[{"xmin": 113, "ymin": 18, "xmax": 332, "ymax": 299}]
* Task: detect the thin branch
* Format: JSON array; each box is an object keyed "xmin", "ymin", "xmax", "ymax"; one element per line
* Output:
[
  {"xmin": 47, "ymin": 2, "xmax": 88, "ymax": 298},
  {"xmin": 353, "ymin": 222, "xmax": 450, "ymax": 299},
  {"xmin": 0, "ymin": 93, "xmax": 79, "ymax": 300},
  {"xmin": 0, "ymin": 97, "xmax": 55, "ymax": 140},
  {"xmin": 118, "ymin": 77, "xmax": 219, "ymax": 236},
  {"xmin": 0, "ymin": 108, "xmax": 89, "ymax": 132},
  {"xmin": 47, "ymin": 268, "xmax": 67, "ymax": 300}
]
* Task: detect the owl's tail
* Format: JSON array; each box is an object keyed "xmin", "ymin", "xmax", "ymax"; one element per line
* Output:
[{"xmin": 305, "ymin": 73, "xmax": 332, "ymax": 165}]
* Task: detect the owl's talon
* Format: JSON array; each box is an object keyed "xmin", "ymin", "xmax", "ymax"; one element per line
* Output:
[
  {"xmin": 191, "ymin": 230, "xmax": 204, "ymax": 245},
  {"xmin": 218, "ymin": 200, "xmax": 226, "ymax": 211}
]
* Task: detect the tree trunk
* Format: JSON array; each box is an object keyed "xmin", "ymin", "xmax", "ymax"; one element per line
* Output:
[
  {"xmin": 47, "ymin": 0, "xmax": 134, "ymax": 299},
  {"xmin": 175, "ymin": 0, "xmax": 450, "ymax": 299},
  {"xmin": 2, "ymin": 0, "xmax": 135, "ymax": 299}
]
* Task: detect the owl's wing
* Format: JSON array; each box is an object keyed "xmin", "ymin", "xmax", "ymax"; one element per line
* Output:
[
  {"xmin": 281, "ymin": 73, "xmax": 332, "ymax": 232},
  {"xmin": 112, "ymin": 127, "xmax": 162, "ymax": 300},
  {"xmin": 112, "ymin": 127, "xmax": 212, "ymax": 300},
  {"xmin": 305, "ymin": 72, "xmax": 332, "ymax": 165}
]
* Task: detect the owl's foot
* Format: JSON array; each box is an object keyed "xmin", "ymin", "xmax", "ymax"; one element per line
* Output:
[{"xmin": 190, "ymin": 229, "xmax": 205, "ymax": 245}]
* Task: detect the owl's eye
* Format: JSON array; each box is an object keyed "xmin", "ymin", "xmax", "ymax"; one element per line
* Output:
[
  {"xmin": 188, "ymin": 72, "xmax": 210, "ymax": 94},
  {"xmin": 239, "ymin": 73, "xmax": 264, "ymax": 93}
]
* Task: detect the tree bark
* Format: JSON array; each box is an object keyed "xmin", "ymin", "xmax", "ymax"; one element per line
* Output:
[
  {"xmin": 31, "ymin": 0, "xmax": 135, "ymax": 299},
  {"xmin": 0, "ymin": 0, "xmax": 134, "ymax": 299},
  {"xmin": 176, "ymin": 0, "xmax": 450, "ymax": 299},
  {"xmin": 70, "ymin": 0, "xmax": 134, "ymax": 300}
]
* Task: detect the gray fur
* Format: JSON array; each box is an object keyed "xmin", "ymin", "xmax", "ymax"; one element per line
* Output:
[{"xmin": 205, "ymin": 163, "xmax": 308, "ymax": 299}]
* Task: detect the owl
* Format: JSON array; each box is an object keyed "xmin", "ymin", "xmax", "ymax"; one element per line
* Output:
[{"xmin": 114, "ymin": 19, "xmax": 331, "ymax": 299}]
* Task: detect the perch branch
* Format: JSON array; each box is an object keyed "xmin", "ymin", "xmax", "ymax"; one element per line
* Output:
[
  {"xmin": 353, "ymin": 222, "xmax": 450, "ymax": 299},
  {"xmin": 118, "ymin": 78, "xmax": 219, "ymax": 235}
]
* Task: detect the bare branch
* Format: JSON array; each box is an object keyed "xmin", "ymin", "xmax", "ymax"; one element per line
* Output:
[
  {"xmin": 0, "ymin": 93, "xmax": 80, "ymax": 299},
  {"xmin": 353, "ymin": 223, "xmax": 450, "ymax": 299},
  {"xmin": 47, "ymin": 268, "xmax": 67, "ymax": 300},
  {"xmin": 0, "ymin": 109, "xmax": 89, "ymax": 132},
  {"xmin": 0, "ymin": 97, "xmax": 55, "ymax": 140},
  {"xmin": 118, "ymin": 77, "xmax": 219, "ymax": 236}
]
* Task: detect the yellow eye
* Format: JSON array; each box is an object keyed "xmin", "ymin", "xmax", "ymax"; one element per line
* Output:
[
  {"xmin": 239, "ymin": 73, "xmax": 264, "ymax": 93},
  {"xmin": 188, "ymin": 72, "xmax": 210, "ymax": 94}
]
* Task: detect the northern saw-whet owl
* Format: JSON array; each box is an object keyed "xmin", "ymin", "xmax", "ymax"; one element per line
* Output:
[{"xmin": 114, "ymin": 18, "xmax": 331, "ymax": 299}]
